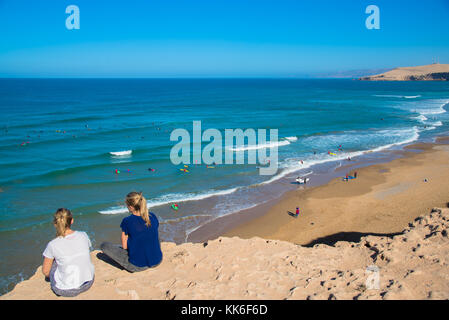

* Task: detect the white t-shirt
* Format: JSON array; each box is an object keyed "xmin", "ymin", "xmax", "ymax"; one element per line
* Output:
[{"xmin": 43, "ymin": 231, "xmax": 95, "ymax": 290}]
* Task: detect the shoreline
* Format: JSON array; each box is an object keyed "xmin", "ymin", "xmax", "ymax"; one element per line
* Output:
[
  {"xmin": 188, "ymin": 136, "xmax": 449, "ymax": 245},
  {"xmin": 222, "ymin": 137, "xmax": 449, "ymax": 245}
]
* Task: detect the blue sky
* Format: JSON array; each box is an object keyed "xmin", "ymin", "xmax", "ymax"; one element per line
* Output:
[{"xmin": 0, "ymin": 0, "xmax": 448, "ymax": 77}]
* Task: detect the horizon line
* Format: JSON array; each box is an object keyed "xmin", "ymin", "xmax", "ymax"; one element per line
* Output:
[{"xmin": 0, "ymin": 76, "xmax": 361, "ymax": 80}]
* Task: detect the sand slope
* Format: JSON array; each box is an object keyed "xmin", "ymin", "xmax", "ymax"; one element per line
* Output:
[
  {"xmin": 2, "ymin": 207, "xmax": 448, "ymax": 300},
  {"xmin": 359, "ymin": 63, "xmax": 449, "ymax": 81}
]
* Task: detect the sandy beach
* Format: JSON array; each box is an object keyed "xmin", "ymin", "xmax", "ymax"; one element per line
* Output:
[
  {"xmin": 2, "ymin": 138, "xmax": 449, "ymax": 300},
  {"xmin": 223, "ymin": 138, "xmax": 449, "ymax": 246}
]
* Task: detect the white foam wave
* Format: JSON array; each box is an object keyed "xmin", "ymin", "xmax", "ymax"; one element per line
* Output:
[
  {"xmin": 284, "ymin": 136, "xmax": 298, "ymax": 142},
  {"xmin": 228, "ymin": 140, "xmax": 290, "ymax": 152},
  {"xmin": 368, "ymin": 127, "xmax": 420, "ymax": 153},
  {"xmin": 98, "ymin": 187, "xmax": 240, "ymax": 215},
  {"xmin": 373, "ymin": 94, "xmax": 421, "ymax": 99},
  {"xmin": 110, "ymin": 150, "xmax": 132, "ymax": 156},
  {"xmin": 413, "ymin": 114, "xmax": 428, "ymax": 123},
  {"xmin": 420, "ymin": 108, "xmax": 446, "ymax": 115},
  {"xmin": 98, "ymin": 206, "xmax": 128, "ymax": 215},
  {"xmin": 256, "ymin": 127, "xmax": 420, "ymax": 186},
  {"xmin": 410, "ymin": 99, "xmax": 449, "ymax": 115}
]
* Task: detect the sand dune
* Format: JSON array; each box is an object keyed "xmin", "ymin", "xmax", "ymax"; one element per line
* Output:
[
  {"xmin": 359, "ymin": 63, "xmax": 449, "ymax": 81},
  {"xmin": 2, "ymin": 206, "xmax": 448, "ymax": 300}
]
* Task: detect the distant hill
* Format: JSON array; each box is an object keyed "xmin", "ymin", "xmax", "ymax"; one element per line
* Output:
[{"xmin": 359, "ymin": 63, "xmax": 449, "ymax": 81}]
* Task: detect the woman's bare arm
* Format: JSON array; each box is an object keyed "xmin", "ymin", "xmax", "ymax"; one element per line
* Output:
[
  {"xmin": 121, "ymin": 231, "xmax": 128, "ymax": 250},
  {"xmin": 42, "ymin": 257, "xmax": 54, "ymax": 277}
]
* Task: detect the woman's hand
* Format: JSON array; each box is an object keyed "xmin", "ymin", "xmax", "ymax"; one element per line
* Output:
[
  {"xmin": 121, "ymin": 231, "xmax": 128, "ymax": 250},
  {"xmin": 42, "ymin": 257, "xmax": 54, "ymax": 277}
]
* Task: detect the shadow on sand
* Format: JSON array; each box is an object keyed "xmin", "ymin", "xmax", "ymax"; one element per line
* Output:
[
  {"xmin": 303, "ymin": 231, "xmax": 403, "ymax": 247},
  {"xmin": 287, "ymin": 211, "xmax": 298, "ymax": 218}
]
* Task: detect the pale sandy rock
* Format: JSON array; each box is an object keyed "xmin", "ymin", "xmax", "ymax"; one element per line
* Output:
[{"xmin": 359, "ymin": 63, "xmax": 449, "ymax": 81}]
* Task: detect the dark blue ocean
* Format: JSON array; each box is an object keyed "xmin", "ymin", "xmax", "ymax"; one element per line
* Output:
[{"xmin": 0, "ymin": 78, "xmax": 448, "ymax": 294}]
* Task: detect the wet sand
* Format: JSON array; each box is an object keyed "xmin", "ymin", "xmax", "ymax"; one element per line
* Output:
[
  {"xmin": 221, "ymin": 137, "xmax": 449, "ymax": 245},
  {"xmin": 188, "ymin": 147, "xmax": 407, "ymax": 244}
]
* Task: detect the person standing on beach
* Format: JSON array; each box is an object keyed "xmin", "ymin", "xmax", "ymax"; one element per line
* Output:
[
  {"xmin": 354, "ymin": 171, "xmax": 358, "ymax": 178},
  {"xmin": 296, "ymin": 207, "xmax": 300, "ymax": 217},
  {"xmin": 42, "ymin": 208, "xmax": 95, "ymax": 297},
  {"xmin": 101, "ymin": 192, "xmax": 163, "ymax": 272}
]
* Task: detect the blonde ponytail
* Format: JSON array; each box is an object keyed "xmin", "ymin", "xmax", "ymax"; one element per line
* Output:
[
  {"xmin": 53, "ymin": 208, "xmax": 73, "ymax": 237},
  {"xmin": 126, "ymin": 191, "xmax": 151, "ymax": 227}
]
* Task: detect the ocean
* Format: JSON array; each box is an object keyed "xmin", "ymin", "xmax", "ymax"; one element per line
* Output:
[{"xmin": 0, "ymin": 78, "xmax": 448, "ymax": 294}]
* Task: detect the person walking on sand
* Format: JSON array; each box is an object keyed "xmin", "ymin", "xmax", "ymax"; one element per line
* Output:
[
  {"xmin": 296, "ymin": 207, "xmax": 300, "ymax": 217},
  {"xmin": 354, "ymin": 171, "xmax": 357, "ymax": 178},
  {"xmin": 42, "ymin": 208, "xmax": 95, "ymax": 297},
  {"xmin": 101, "ymin": 192, "xmax": 163, "ymax": 272}
]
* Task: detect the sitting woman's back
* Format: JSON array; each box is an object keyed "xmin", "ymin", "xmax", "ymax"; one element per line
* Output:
[
  {"xmin": 101, "ymin": 191, "xmax": 163, "ymax": 272},
  {"xmin": 42, "ymin": 208, "xmax": 94, "ymax": 297},
  {"xmin": 120, "ymin": 210, "xmax": 162, "ymax": 267},
  {"xmin": 44, "ymin": 231, "xmax": 94, "ymax": 289}
]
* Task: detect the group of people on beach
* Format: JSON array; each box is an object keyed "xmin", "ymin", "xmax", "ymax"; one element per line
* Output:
[
  {"xmin": 42, "ymin": 191, "xmax": 163, "ymax": 297},
  {"xmin": 295, "ymin": 176, "xmax": 309, "ymax": 184},
  {"xmin": 343, "ymin": 171, "xmax": 358, "ymax": 181}
]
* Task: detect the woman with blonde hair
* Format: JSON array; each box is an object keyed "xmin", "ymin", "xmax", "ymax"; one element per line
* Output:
[
  {"xmin": 42, "ymin": 208, "xmax": 95, "ymax": 297},
  {"xmin": 101, "ymin": 191, "xmax": 163, "ymax": 272}
]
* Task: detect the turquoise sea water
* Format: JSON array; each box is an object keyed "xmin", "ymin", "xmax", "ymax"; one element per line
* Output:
[{"xmin": 0, "ymin": 78, "xmax": 448, "ymax": 294}]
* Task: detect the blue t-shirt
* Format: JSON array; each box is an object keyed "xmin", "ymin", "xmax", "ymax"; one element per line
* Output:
[{"xmin": 120, "ymin": 212, "xmax": 163, "ymax": 267}]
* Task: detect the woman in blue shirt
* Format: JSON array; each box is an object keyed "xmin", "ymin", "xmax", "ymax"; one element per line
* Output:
[{"xmin": 101, "ymin": 192, "xmax": 163, "ymax": 272}]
